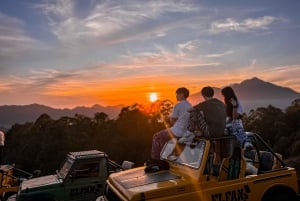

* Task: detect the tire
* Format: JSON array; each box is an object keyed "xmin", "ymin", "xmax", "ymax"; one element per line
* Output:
[
  {"xmin": 2, "ymin": 192, "xmax": 16, "ymax": 201},
  {"xmin": 262, "ymin": 186, "xmax": 298, "ymax": 201}
]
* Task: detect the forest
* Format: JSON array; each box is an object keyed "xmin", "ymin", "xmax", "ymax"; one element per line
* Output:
[{"xmin": 3, "ymin": 99, "xmax": 300, "ymax": 175}]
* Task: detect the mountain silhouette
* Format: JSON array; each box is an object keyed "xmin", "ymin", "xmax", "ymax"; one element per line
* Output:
[
  {"xmin": 1, "ymin": 77, "xmax": 299, "ymax": 129},
  {"xmin": 231, "ymin": 77, "xmax": 299, "ymax": 99},
  {"xmin": 188, "ymin": 77, "xmax": 300, "ymax": 112},
  {"xmin": 0, "ymin": 104, "xmax": 123, "ymax": 129}
]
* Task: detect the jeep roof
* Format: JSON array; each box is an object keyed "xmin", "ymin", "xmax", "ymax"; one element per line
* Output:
[{"xmin": 68, "ymin": 150, "xmax": 107, "ymax": 160}]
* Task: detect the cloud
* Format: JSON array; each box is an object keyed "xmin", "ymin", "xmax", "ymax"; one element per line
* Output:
[
  {"xmin": 30, "ymin": 0, "xmax": 200, "ymax": 47},
  {"xmin": 0, "ymin": 41, "xmax": 222, "ymax": 97},
  {"xmin": 177, "ymin": 40, "xmax": 234, "ymax": 60},
  {"xmin": 178, "ymin": 40, "xmax": 202, "ymax": 53},
  {"xmin": 117, "ymin": 44, "xmax": 221, "ymax": 72},
  {"xmin": 0, "ymin": 13, "xmax": 43, "ymax": 67},
  {"xmin": 31, "ymin": 0, "xmax": 75, "ymax": 25},
  {"xmin": 1, "ymin": 0, "xmax": 299, "ymax": 107},
  {"xmin": 240, "ymin": 65, "xmax": 300, "ymax": 93},
  {"xmin": 224, "ymin": 62, "xmax": 300, "ymax": 93},
  {"xmin": 264, "ymin": 65, "xmax": 300, "ymax": 89},
  {"xmin": 209, "ymin": 16, "xmax": 278, "ymax": 34},
  {"xmin": 203, "ymin": 50, "xmax": 234, "ymax": 58},
  {"xmin": 0, "ymin": 69, "xmax": 79, "ymax": 94},
  {"xmin": 0, "ymin": 12, "xmax": 61, "ymax": 74}
]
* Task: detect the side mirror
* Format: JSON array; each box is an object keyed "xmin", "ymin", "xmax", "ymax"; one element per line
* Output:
[
  {"xmin": 121, "ymin": 161, "xmax": 135, "ymax": 170},
  {"xmin": 33, "ymin": 170, "xmax": 41, "ymax": 178}
]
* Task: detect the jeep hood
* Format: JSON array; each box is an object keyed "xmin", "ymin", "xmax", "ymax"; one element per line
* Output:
[
  {"xmin": 20, "ymin": 174, "xmax": 61, "ymax": 192},
  {"xmin": 109, "ymin": 167, "xmax": 192, "ymax": 201}
]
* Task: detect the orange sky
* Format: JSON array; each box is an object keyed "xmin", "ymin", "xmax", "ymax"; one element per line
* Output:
[
  {"xmin": 1, "ymin": 64, "xmax": 299, "ymax": 109},
  {"xmin": 39, "ymin": 74, "xmax": 257, "ymax": 108},
  {"xmin": 1, "ymin": 1, "xmax": 300, "ymax": 108}
]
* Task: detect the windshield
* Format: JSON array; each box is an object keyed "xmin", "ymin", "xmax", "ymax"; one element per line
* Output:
[
  {"xmin": 58, "ymin": 158, "xmax": 74, "ymax": 179},
  {"xmin": 161, "ymin": 139, "xmax": 206, "ymax": 169}
]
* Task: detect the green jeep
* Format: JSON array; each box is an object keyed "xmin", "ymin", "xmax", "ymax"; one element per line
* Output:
[{"xmin": 8, "ymin": 150, "xmax": 133, "ymax": 201}]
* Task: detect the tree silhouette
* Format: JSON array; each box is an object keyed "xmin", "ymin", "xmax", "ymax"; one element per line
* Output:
[
  {"xmin": 3, "ymin": 101, "xmax": 300, "ymax": 175},
  {"xmin": 244, "ymin": 105, "xmax": 284, "ymax": 146}
]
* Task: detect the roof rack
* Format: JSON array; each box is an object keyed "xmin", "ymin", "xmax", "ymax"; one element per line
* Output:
[{"xmin": 68, "ymin": 150, "xmax": 107, "ymax": 159}]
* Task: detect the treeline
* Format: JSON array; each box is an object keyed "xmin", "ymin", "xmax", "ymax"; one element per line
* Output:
[
  {"xmin": 3, "ymin": 100, "xmax": 300, "ymax": 175},
  {"xmin": 3, "ymin": 101, "xmax": 173, "ymax": 174},
  {"xmin": 243, "ymin": 101, "xmax": 300, "ymax": 158}
]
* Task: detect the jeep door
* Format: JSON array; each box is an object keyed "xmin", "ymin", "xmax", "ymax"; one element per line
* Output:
[{"xmin": 63, "ymin": 158, "xmax": 108, "ymax": 201}]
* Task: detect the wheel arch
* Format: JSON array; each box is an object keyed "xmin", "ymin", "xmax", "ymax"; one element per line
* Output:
[
  {"xmin": 261, "ymin": 185, "xmax": 298, "ymax": 201},
  {"xmin": 2, "ymin": 191, "xmax": 18, "ymax": 201}
]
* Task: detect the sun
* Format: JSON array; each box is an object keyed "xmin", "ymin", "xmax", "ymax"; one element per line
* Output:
[{"xmin": 149, "ymin": 92, "xmax": 158, "ymax": 102}]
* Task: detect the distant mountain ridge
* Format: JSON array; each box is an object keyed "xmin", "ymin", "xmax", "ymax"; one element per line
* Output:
[
  {"xmin": 1, "ymin": 77, "xmax": 299, "ymax": 129},
  {"xmin": 232, "ymin": 77, "xmax": 299, "ymax": 99},
  {"xmin": 0, "ymin": 104, "xmax": 123, "ymax": 129},
  {"xmin": 188, "ymin": 77, "xmax": 300, "ymax": 112}
]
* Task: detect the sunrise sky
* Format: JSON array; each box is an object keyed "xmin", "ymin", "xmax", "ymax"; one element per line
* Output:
[{"xmin": 0, "ymin": 0, "xmax": 300, "ymax": 108}]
